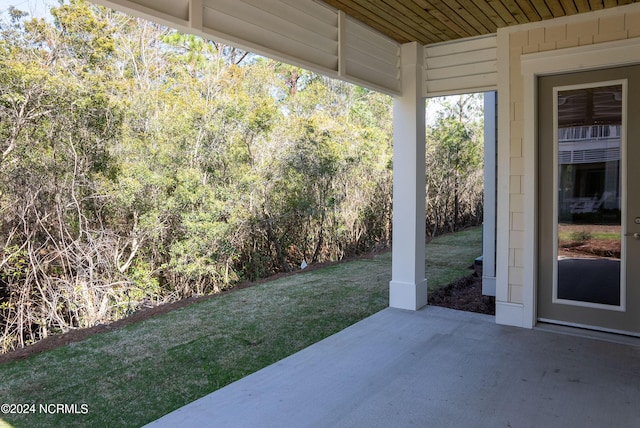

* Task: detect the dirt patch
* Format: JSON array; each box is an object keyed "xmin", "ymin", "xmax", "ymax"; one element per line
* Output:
[{"xmin": 429, "ymin": 273, "xmax": 495, "ymax": 315}]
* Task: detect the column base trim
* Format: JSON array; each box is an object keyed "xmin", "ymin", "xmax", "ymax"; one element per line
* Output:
[
  {"xmin": 495, "ymin": 301, "xmax": 533, "ymax": 328},
  {"xmin": 389, "ymin": 279, "xmax": 428, "ymax": 311},
  {"xmin": 482, "ymin": 276, "xmax": 496, "ymax": 297}
]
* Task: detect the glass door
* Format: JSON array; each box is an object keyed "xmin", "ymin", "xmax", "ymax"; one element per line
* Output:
[{"xmin": 538, "ymin": 66, "xmax": 640, "ymax": 335}]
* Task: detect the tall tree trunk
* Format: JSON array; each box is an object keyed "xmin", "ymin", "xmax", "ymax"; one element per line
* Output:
[
  {"xmin": 264, "ymin": 214, "xmax": 289, "ymax": 273},
  {"xmin": 312, "ymin": 211, "xmax": 325, "ymax": 264}
]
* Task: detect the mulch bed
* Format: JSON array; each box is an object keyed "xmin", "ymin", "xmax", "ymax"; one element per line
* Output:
[
  {"xmin": 428, "ymin": 273, "xmax": 495, "ymax": 315},
  {"xmin": 560, "ymin": 239, "xmax": 621, "ymax": 259},
  {"xmin": 1, "ymin": 257, "xmax": 494, "ymax": 364}
]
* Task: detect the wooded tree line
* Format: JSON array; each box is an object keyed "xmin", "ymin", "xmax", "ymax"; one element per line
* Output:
[{"xmin": 0, "ymin": 0, "xmax": 483, "ymax": 352}]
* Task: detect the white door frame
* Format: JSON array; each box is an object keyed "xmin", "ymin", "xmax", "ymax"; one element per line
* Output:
[{"xmin": 517, "ymin": 38, "xmax": 640, "ymax": 328}]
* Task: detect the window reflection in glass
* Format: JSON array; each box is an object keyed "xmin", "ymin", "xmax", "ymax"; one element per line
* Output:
[{"xmin": 556, "ymin": 85, "xmax": 622, "ymax": 306}]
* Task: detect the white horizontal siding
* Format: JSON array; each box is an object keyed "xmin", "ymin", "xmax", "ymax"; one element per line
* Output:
[
  {"xmin": 133, "ymin": 0, "xmax": 189, "ymax": 20},
  {"xmin": 424, "ymin": 35, "xmax": 497, "ymax": 97},
  {"xmin": 279, "ymin": 0, "xmax": 338, "ymax": 27},
  {"xmin": 203, "ymin": 0, "xmax": 339, "ymax": 70},
  {"xmin": 92, "ymin": 0, "xmax": 401, "ymax": 94},
  {"xmin": 93, "ymin": 0, "xmax": 190, "ymax": 26},
  {"xmin": 343, "ymin": 59, "xmax": 401, "ymax": 93},
  {"xmin": 341, "ymin": 15, "xmax": 400, "ymax": 93},
  {"xmin": 426, "ymin": 34, "xmax": 496, "ymax": 57},
  {"xmin": 344, "ymin": 44, "xmax": 398, "ymax": 79},
  {"xmin": 238, "ymin": 0, "xmax": 338, "ymax": 43},
  {"xmin": 343, "ymin": 13, "xmax": 399, "ymax": 53}
]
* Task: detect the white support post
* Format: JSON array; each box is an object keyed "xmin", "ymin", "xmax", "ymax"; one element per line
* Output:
[
  {"xmin": 482, "ymin": 91, "xmax": 497, "ymax": 296},
  {"xmin": 389, "ymin": 42, "xmax": 428, "ymax": 311}
]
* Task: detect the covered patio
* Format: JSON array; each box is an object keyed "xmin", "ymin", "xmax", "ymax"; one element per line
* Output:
[
  {"xmin": 146, "ymin": 306, "xmax": 640, "ymax": 427},
  {"xmin": 87, "ymin": 0, "xmax": 640, "ymax": 425}
]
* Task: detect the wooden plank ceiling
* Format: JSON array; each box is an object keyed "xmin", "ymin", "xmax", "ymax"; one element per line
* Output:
[{"xmin": 321, "ymin": 0, "xmax": 637, "ymax": 44}]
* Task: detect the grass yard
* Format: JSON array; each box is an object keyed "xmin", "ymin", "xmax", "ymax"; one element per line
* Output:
[
  {"xmin": 0, "ymin": 227, "xmax": 482, "ymax": 428},
  {"xmin": 557, "ymin": 224, "xmax": 621, "ymax": 258},
  {"xmin": 557, "ymin": 223, "xmax": 621, "ymax": 243}
]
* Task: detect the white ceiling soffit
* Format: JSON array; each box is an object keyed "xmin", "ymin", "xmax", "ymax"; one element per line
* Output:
[
  {"xmin": 91, "ymin": 0, "xmax": 401, "ymax": 95},
  {"xmin": 424, "ymin": 34, "xmax": 497, "ymax": 98}
]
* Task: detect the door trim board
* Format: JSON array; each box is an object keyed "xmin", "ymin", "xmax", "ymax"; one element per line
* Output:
[{"xmin": 515, "ymin": 38, "xmax": 640, "ymax": 329}]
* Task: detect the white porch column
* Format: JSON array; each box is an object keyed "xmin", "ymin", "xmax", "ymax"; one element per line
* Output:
[
  {"xmin": 389, "ymin": 42, "xmax": 428, "ymax": 311},
  {"xmin": 482, "ymin": 91, "xmax": 497, "ymax": 296}
]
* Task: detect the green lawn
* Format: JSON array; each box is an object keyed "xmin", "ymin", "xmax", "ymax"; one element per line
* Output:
[
  {"xmin": 0, "ymin": 227, "xmax": 482, "ymax": 428},
  {"xmin": 557, "ymin": 224, "xmax": 621, "ymax": 242}
]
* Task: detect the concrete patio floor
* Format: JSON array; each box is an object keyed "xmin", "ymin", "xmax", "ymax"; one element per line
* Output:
[{"xmin": 146, "ymin": 306, "xmax": 640, "ymax": 428}]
